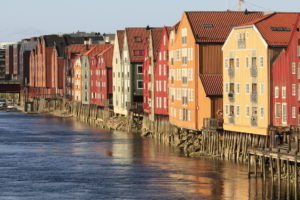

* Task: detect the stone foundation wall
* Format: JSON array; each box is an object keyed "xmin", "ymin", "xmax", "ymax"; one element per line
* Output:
[{"xmin": 142, "ymin": 115, "xmax": 269, "ymax": 162}]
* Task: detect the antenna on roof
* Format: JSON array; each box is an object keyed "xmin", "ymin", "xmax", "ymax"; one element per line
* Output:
[{"xmin": 238, "ymin": 0, "xmax": 244, "ymax": 11}]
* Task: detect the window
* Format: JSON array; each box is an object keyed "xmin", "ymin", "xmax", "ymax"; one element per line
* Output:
[
  {"xmin": 134, "ymin": 36, "xmax": 143, "ymax": 43},
  {"xmin": 133, "ymin": 50, "xmax": 144, "ymax": 56},
  {"xmin": 225, "ymin": 83, "xmax": 229, "ymax": 94},
  {"xmin": 275, "ymin": 103, "xmax": 281, "ymax": 118},
  {"xmin": 164, "ymin": 64, "xmax": 167, "ymax": 76},
  {"xmin": 137, "ymin": 80, "xmax": 143, "ymax": 89},
  {"xmin": 137, "ymin": 65, "xmax": 143, "ymax": 74},
  {"xmin": 282, "ymin": 103, "xmax": 287, "ymax": 124},
  {"xmin": 292, "ymin": 62, "xmax": 296, "ymax": 74},
  {"xmin": 252, "ymin": 57, "xmax": 257, "ymax": 67},
  {"xmin": 282, "ymin": 87, "xmax": 286, "ymax": 99},
  {"xmin": 159, "ymin": 52, "xmax": 162, "ymax": 60},
  {"xmin": 246, "ymin": 105, "xmax": 250, "ymax": 117},
  {"xmin": 260, "ymin": 83, "xmax": 264, "ymax": 96},
  {"xmin": 298, "ymin": 63, "xmax": 300, "ymax": 79},
  {"xmin": 164, "ymin": 97, "xmax": 167, "ymax": 109},
  {"xmin": 159, "ymin": 65, "xmax": 161, "ymax": 75},
  {"xmin": 236, "ymin": 58, "xmax": 240, "ymax": 68},
  {"xmin": 181, "ymin": 28, "xmax": 187, "ymax": 45},
  {"xmin": 225, "ymin": 58, "xmax": 228, "ymax": 69},
  {"xmin": 260, "ymin": 107, "xmax": 264, "ymax": 119},
  {"xmin": 246, "ymin": 83, "xmax": 250, "ymax": 94},
  {"xmin": 260, "ymin": 56, "xmax": 264, "ymax": 67},
  {"xmin": 236, "ymin": 83, "xmax": 240, "ymax": 94},
  {"xmin": 236, "ymin": 105, "xmax": 240, "ymax": 116},
  {"xmin": 163, "ymin": 35, "xmax": 166, "ymax": 46},
  {"xmin": 246, "ymin": 57, "xmax": 249, "ymax": 68},
  {"xmin": 116, "ymin": 58, "xmax": 118, "ymax": 64},
  {"xmin": 164, "ymin": 81, "xmax": 166, "ymax": 92},
  {"xmin": 292, "ymin": 84, "xmax": 296, "ymax": 96},
  {"xmin": 225, "ymin": 105, "xmax": 229, "ymax": 115},
  {"xmin": 275, "ymin": 87, "xmax": 279, "ymax": 98},
  {"xmin": 292, "ymin": 107, "xmax": 296, "ymax": 118}
]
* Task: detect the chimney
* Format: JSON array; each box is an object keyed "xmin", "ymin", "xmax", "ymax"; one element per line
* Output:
[{"xmin": 105, "ymin": 36, "xmax": 110, "ymax": 44}]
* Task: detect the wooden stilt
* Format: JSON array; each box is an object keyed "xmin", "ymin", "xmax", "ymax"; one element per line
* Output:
[
  {"xmin": 248, "ymin": 153, "xmax": 251, "ymax": 178},
  {"xmin": 295, "ymin": 160, "xmax": 298, "ymax": 200},
  {"xmin": 255, "ymin": 154, "xmax": 257, "ymax": 178},
  {"xmin": 270, "ymin": 158, "xmax": 274, "ymax": 182}
]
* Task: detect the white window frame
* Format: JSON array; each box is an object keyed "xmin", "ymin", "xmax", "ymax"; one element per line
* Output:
[
  {"xmin": 137, "ymin": 80, "xmax": 143, "ymax": 89},
  {"xmin": 236, "ymin": 57, "xmax": 240, "ymax": 69},
  {"xmin": 236, "ymin": 105, "xmax": 240, "ymax": 117},
  {"xmin": 246, "ymin": 105, "xmax": 250, "ymax": 117},
  {"xmin": 275, "ymin": 87, "xmax": 279, "ymax": 98},
  {"xmin": 282, "ymin": 87, "xmax": 286, "ymax": 99},
  {"xmin": 260, "ymin": 56, "xmax": 264, "ymax": 68},
  {"xmin": 225, "ymin": 82, "xmax": 229, "ymax": 94},
  {"xmin": 236, "ymin": 83, "xmax": 240, "ymax": 94},
  {"xmin": 282, "ymin": 103, "xmax": 287, "ymax": 125},
  {"xmin": 275, "ymin": 103, "xmax": 281, "ymax": 118},
  {"xmin": 260, "ymin": 106, "xmax": 264, "ymax": 119},
  {"xmin": 292, "ymin": 84, "xmax": 296, "ymax": 96},
  {"xmin": 292, "ymin": 106, "xmax": 296, "ymax": 118},
  {"xmin": 137, "ymin": 65, "xmax": 143, "ymax": 74},
  {"xmin": 292, "ymin": 62, "xmax": 296, "ymax": 74},
  {"xmin": 246, "ymin": 83, "xmax": 250, "ymax": 95},
  {"xmin": 225, "ymin": 105, "xmax": 229, "ymax": 116},
  {"xmin": 225, "ymin": 57, "xmax": 229, "ymax": 69}
]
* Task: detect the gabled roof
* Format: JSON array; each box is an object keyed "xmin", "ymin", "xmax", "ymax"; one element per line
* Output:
[
  {"xmin": 117, "ymin": 30, "xmax": 125, "ymax": 54},
  {"xmin": 84, "ymin": 44, "xmax": 113, "ymax": 57},
  {"xmin": 65, "ymin": 44, "xmax": 86, "ymax": 53},
  {"xmin": 150, "ymin": 28, "xmax": 164, "ymax": 60},
  {"xmin": 185, "ymin": 11, "xmax": 264, "ymax": 43},
  {"xmin": 100, "ymin": 45, "xmax": 114, "ymax": 67},
  {"xmin": 126, "ymin": 27, "xmax": 149, "ymax": 62},
  {"xmin": 199, "ymin": 74, "xmax": 223, "ymax": 96},
  {"xmin": 240, "ymin": 12, "xmax": 299, "ymax": 46}
]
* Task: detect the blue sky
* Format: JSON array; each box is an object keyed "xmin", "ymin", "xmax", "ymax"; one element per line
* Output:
[{"xmin": 1, "ymin": 0, "xmax": 299, "ymax": 42}]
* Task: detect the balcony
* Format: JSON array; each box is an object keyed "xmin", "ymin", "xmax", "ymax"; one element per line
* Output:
[
  {"xmin": 203, "ymin": 118, "xmax": 223, "ymax": 130},
  {"xmin": 228, "ymin": 66, "xmax": 234, "ymax": 78},
  {"xmin": 250, "ymin": 66, "xmax": 257, "ymax": 77},
  {"xmin": 228, "ymin": 115, "xmax": 235, "ymax": 124},
  {"xmin": 182, "ymin": 77, "xmax": 188, "ymax": 85},
  {"xmin": 251, "ymin": 116, "xmax": 258, "ymax": 126},
  {"xmin": 251, "ymin": 92, "xmax": 257, "ymax": 103},
  {"xmin": 228, "ymin": 92, "xmax": 234, "ymax": 102}
]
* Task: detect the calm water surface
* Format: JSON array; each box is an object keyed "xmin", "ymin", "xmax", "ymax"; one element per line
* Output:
[{"xmin": 0, "ymin": 112, "xmax": 294, "ymax": 199}]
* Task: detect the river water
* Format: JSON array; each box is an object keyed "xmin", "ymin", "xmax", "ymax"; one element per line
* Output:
[{"xmin": 0, "ymin": 112, "xmax": 295, "ymax": 200}]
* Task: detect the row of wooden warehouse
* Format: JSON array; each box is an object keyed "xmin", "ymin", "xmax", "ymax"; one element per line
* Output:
[{"xmin": 5, "ymin": 10, "xmax": 300, "ymax": 136}]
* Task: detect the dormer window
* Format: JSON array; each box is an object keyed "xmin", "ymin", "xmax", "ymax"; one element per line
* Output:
[
  {"xmin": 133, "ymin": 50, "xmax": 144, "ymax": 56},
  {"xmin": 134, "ymin": 36, "xmax": 143, "ymax": 43},
  {"xmin": 203, "ymin": 24, "xmax": 213, "ymax": 28}
]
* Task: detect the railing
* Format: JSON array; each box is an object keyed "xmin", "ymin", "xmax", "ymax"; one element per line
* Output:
[
  {"xmin": 251, "ymin": 116, "xmax": 258, "ymax": 126},
  {"xmin": 251, "ymin": 92, "xmax": 257, "ymax": 103},
  {"xmin": 228, "ymin": 66, "xmax": 234, "ymax": 78},
  {"xmin": 228, "ymin": 115, "xmax": 235, "ymax": 124},
  {"xmin": 228, "ymin": 92, "xmax": 234, "ymax": 102},
  {"xmin": 250, "ymin": 66, "xmax": 257, "ymax": 77},
  {"xmin": 182, "ymin": 77, "xmax": 187, "ymax": 85},
  {"xmin": 203, "ymin": 118, "xmax": 223, "ymax": 129}
]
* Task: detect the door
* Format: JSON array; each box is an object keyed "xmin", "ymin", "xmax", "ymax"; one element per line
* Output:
[{"xmin": 282, "ymin": 103, "xmax": 287, "ymax": 125}]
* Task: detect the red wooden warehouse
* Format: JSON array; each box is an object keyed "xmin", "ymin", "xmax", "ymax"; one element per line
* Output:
[
  {"xmin": 272, "ymin": 16, "xmax": 300, "ymax": 127},
  {"xmin": 90, "ymin": 44, "xmax": 114, "ymax": 107}
]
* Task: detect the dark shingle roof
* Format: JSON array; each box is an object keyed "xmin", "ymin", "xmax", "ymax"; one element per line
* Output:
[{"xmin": 200, "ymin": 74, "xmax": 223, "ymax": 96}]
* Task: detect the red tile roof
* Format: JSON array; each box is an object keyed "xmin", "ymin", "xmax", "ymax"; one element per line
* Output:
[
  {"xmin": 240, "ymin": 12, "xmax": 299, "ymax": 46},
  {"xmin": 150, "ymin": 28, "xmax": 164, "ymax": 60},
  {"xmin": 100, "ymin": 45, "xmax": 114, "ymax": 67},
  {"xmin": 65, "ymin": 44, "xmax": 86, "ymax": 53},
  {"xmin": 117, "ymin": 30, "xmax": 125, "ymax": 54},
  {"xmin": 185, "ymin": 11, "xmax": 264, "ymax": 43},
  {"xmin": 126, "ymin": 27, "xmax": 149, "ymax": 62},
  {"xmin": 200, "ymin": 74, "xmax": 223, "ymax": 96},
  {"xmin": 84, "ymin": 44, "xmax": 112, "ymax": 57}
]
